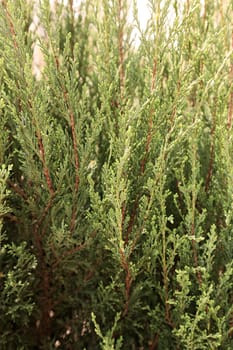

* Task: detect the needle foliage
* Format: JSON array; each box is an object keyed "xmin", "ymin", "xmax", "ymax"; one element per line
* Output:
[{"xmin": 1, "ymin": 0, "xmax": 233, "ymax": 349}]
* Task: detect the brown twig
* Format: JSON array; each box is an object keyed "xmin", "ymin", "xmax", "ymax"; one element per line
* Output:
[
  {"xmin": 3, "ymin": 2, "xmax": 55, "ymax": 339},
  {"xmin": 38, "ymin": 194, "xmax": 56, "ymax": 235},
  {"xmin": 7, "ymin": 180, "xmax": 28, "ymax": 200},
  {"xmin": 120, "ymin": 248, "xmax": 132, "ymax": 318},
  {"xmin": 36, "ymin": 129, "xmax": 55, "ymax": 195},
  {"xmin": 125, "ymin": 199, "xmax": 138, "ymax": 243},
  {"xmin": 33, "ymin": 223, "xmax": 52, "ymax": 341},
  {"xmin": 0, "ymin": 213, "xmax": 22, "ymax": 224},
  {"xmin": 164, "ymin": 266, "xmax": 174, "ymax": 327},
  {"xmin": 149, "ymin": 333, "xmax": 159, "ymax": 350},
  {"xmin": 3, "ymin": 0, "xmax": 54, "ymax": 198},
  {"xmin": 2, "ymin": 0, "xmax": 18, "ymax": 50}
]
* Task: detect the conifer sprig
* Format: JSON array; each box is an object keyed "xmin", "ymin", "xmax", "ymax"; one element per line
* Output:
[{"xmin": 1, "ymin": 0, "xmax": 233, "ymax": 348}]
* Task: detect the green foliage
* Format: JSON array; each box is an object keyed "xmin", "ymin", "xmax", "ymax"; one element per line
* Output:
[
  {"xmin": 0, "ymin": 242, "xmax": 37, "ymax": 349},
  {"xmin": 0, "ymin": 0, "xmax": 233, "ymax": 348},
  {"xmin": 0, "ymin": 163, "xmax": 37, "ymax": 349},
  {"xmin": 92, "ymin": 312, "xmax": 123, "ymax": 350}
]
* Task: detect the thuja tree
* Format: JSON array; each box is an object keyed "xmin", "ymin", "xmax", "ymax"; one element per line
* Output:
[{"xmin": 1, "ymin": 0, "xmax": 233, "ymax": 349}]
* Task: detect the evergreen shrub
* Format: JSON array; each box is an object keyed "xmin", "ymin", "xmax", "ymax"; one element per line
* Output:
[{"xmin": 1, "ymin": 0, "xmax": 233, "ymax": 349}]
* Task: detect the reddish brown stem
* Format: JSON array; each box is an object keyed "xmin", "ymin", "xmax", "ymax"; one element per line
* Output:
[
  {"xmin": 7, "ymin": 180, "xmax": 28, "ymax": 200},
  {"xmin": 162, "ymin": 250, "xmax": 175, "ymax": 328},
  {"xmin": 3, "ymin": 3, "xmax": 53, "ymax": 196},
  {"xmin": 164, "ymin": 276, "xmax": 173, "ymax": 327},
  {"xmin": 36, "ymin": 130, "xmax": 54, "ymax": 195},
  {"xmin": 120, "ymin": 248, "xmax": 132, "ymax": 318},
  {"xmin": 1, "ymin": 213, "xmax": 22, "ymax": 224},
  {"xmin": 39, "ymin": 194, "xmax": 56, "ymax": 235},
  {"xmin": 149, "ymin": 333, "xmax": 159, "ymax": 350},
  {"xmin": 2, "ymin": 0, "xmax": 18, "ymax": 50},
  {"xmin": 33, "ymin": 223, "xmax": 52, "ymax": 341},
  {"xmin": 38, "ymin": 267, "xmax": 52, "ymax": 340},
  {"xmin": 151, "ymin": 57, "xmax": 157, "ymax": 91},
  {"xmin": 125, "ymin": 198, "xmax": 138, "ymax": 241}
]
